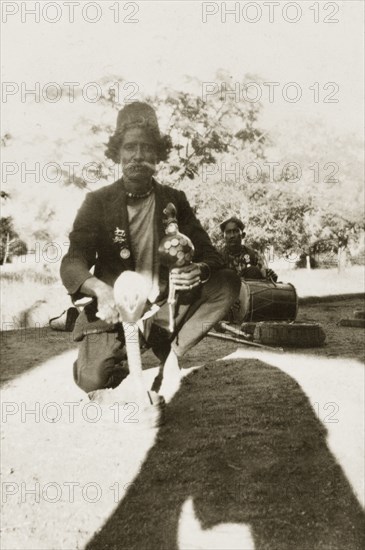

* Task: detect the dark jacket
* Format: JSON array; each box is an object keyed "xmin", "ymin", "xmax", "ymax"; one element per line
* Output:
[
  {"xmin": 60, "ymin": 178, "xmax": 224, "ymax": 304},
  {"xmin": 219, "ymin": 244, "xmax": 266, "ymax": 280}
]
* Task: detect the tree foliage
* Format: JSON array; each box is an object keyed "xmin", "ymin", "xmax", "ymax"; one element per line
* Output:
[{"xmin": 1, "ymin": 75, "xmax": 363, "ymax": 266}]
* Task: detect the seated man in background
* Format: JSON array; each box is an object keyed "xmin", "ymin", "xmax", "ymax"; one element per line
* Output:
[
  {"xmin": 218, "ymin": 217, "xmax": 278, "ymax": 326},
  {"xmin": 219, "ymin": 216, "xmax": 278, "ymax": 281}
]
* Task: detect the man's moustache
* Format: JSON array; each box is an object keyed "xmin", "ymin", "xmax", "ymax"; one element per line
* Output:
[{"xmin": 126, "ymin": 161, "xmax": 155, "ymax": 171}]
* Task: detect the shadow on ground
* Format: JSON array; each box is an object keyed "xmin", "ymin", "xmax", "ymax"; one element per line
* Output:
[{"xmin": 86, "ymin": 359, "xmax": 365, "ymax": 550}]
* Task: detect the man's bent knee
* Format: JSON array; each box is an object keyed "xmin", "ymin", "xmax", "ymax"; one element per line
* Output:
[
  {"xmin": 73, "ymin": 356, "xmax": 127, "ymax": 394},
  {"xmin": 211, "ymin": 269, "xmax": 241, "ymax": 302}
]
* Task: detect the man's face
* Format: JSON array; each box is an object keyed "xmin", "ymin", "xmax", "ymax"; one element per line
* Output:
[
  {"xmin": 224, "ymin": 222, "xmax": 242, "ymax": 248},
  {"xmin": 119, "ymin": 127, "xmax": 157, "ymax": 183}
]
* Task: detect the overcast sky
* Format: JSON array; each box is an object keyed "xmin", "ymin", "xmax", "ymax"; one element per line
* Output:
[{"xmin": 2, "ymin": 1, "xmax": 364, "ymax": 138}]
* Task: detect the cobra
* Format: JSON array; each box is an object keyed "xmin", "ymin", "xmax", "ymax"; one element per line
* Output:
[{"xmin": 113, "ymin": 271, "xmax": 164, "ymax": 425}]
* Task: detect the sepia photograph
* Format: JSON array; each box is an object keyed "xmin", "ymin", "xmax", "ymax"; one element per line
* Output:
[{"xmin": 1, "ymin": 1, "xmax": 364, "ymax": 549}]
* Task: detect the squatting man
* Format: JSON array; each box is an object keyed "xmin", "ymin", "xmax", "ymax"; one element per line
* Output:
[{"xmin": 60, "ymin": 102, "xmax": 240, "ymax": 402}]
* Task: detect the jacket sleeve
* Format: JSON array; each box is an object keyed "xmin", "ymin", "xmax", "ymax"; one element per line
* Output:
[
  {"xmin": 60, "ymin": 192, "xmax": 101, "ymax": 297},
  {"xmin": 176, "ymin": 190, "xmax": 225, "ymax": 271}
]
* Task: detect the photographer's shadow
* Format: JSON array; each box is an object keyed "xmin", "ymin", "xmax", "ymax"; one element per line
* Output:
[{"xmin": 87, "ymin": 359, "xmax": 365, "ymax": 550}]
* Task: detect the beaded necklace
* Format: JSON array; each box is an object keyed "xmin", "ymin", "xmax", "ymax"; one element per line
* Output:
[{"xmin": 125, "ymin": 187, "xmax": 153, "ymax": 200}]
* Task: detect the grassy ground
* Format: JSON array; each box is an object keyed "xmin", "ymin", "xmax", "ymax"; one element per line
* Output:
[
  {"xmin": 1, "ymin": 263, "xmax": 364, "ymax": 549},
  {"xmin": 1, "ymin": 298, "xmax": 364, "ymax": 388},
  {"xmin": 1, "ymin": 297, "xmax": 364, "ymax": 387},
  {"xmin": 84, "ymin": 297, "xmax": 365, "ymax": 549},
  {"xmin": 0, "ymin": 327, "xmax": 76, "ymax": 386},
  {"xmin": 1, "ymin": 297, "xmax": 364, "ymax": 550}
]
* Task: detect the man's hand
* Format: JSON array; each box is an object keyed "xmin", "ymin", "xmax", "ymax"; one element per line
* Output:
[
  {"xmin": 80, "ymin": 277, "xmax": 119, "ymax": 324},
  {"xmin": 170, "ymin": 263, "xmax": 201, "ymax": 291},
  {"xmin": 95, "ymin": 285, "xmax": 120, "ymax": 323}
]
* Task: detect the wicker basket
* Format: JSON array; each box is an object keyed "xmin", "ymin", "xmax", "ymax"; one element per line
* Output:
[
  {"xmin": 254, "ymin": 322, "xmax": 326, "ymax": 348},
  {"xmin": 339, "ymin": 318, "xmax": 365, "ymax": 328}
]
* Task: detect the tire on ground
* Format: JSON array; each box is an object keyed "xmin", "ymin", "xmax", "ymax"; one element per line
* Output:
[{"xmin": 253, "ymin": 322, "xmax": 326, "ymax": 347}]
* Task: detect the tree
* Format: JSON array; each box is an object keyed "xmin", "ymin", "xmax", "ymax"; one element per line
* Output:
[
  {"xmin": 1, "ymin": 76, "xmax": 363, "ymax": 268},
  {"xmin": 0, "ymin": 216, "xmax": 27, "ymax": 264}
]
